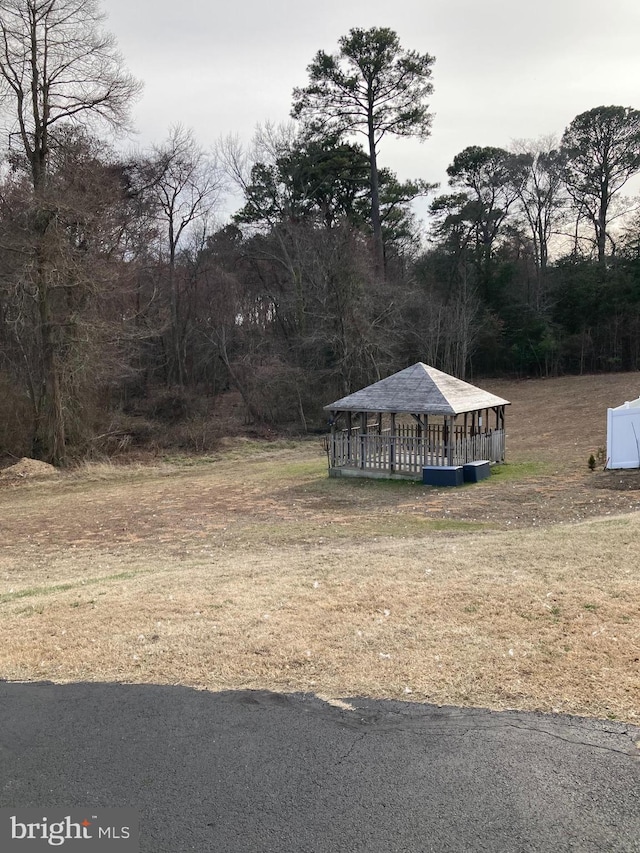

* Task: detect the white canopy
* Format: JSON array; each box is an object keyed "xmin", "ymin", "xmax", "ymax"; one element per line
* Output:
[{"xmin": 606, "ymin": 397, "xmax": 640, "ymax": 469}]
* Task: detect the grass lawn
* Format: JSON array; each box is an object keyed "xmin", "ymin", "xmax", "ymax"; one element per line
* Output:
[{"xmin": 0, "ymin": 373, "xmax": 638, "ymax": 722}]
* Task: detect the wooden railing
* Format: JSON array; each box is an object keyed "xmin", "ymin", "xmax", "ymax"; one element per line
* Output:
[
  {"xmin": 450, "ymin": 431, "xmax": 505, "ymax": 465},
  {"xmin": 328, "ymin": 429, "xmax": 505, "ymax": 474},
  {"xmin": 348, "ymin": 423, "xmax": 468, "ymax": 443}
]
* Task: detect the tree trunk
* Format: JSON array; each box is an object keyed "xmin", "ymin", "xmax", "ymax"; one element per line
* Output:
[
  {"xmin": 168, "ymin": 239, "xmax": 185, "ymax": 387},
  {"xmin": 597, "ymin": 189, "xmax": 608, "ymax": 269},
  {"xmin": 33, "ymin": 251, "xmax": 66, "ymax": 465},
  {"xmin": 367, "ymin": 114, "xmax": 385, "ymax": 276}
]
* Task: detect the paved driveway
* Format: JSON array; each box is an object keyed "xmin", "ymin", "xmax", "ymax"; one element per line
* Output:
[{"xmin": 1, "ymin": 682, "xmax": 638, "ymax": 852}]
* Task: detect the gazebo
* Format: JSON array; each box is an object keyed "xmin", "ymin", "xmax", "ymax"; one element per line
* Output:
[{"xmin": 324, "ymin": 363, "xmax": 510, "ymax": 480}]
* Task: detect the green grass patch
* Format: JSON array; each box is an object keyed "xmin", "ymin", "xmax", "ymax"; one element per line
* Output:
[
  {"xmin": 294, "ymin": 472, "xmax": 429, "ymax": 497},
  {"xmin": 261, "ymin": 459, "xmax": 325, "ymax": 479},
  {"xmin": 0, "ymin": 570, "xmax": 143, "ymax": 605},
  {"xmin": 220, "ymin": 438, "xmax": 305, "ymax": 459},
  {"xmin": 228, "ymin": 515, "xmax": 491, "ymax": 547},
  {"xmin": 420, "ymin": 519, "xmax": 490, "ymax": 533},
  {"xmin": 158, "ymin": 453, "xmax": 222, "ymax": 468},
  {"xmin": 287, "ymin": 458, "xmax": 551, "ymax": 493},
  {"xmin": 489, "ymin": 461, "xmax": 549, "ymax": 481}
]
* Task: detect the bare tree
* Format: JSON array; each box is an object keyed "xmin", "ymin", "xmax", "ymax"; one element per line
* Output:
[
  {"xmin": 144, "ymin": 125, "xmax": 223, "ymax": 386},
  {"xmin": 511, "ymin": 136, "xmax": 567, "ymax": 308},
  {"xmin": 0, "ymin": 0, "xmax": 141, "ymax": 463},
  {"xmin": 0, "ymin": 0, "xmax": 140, "ymax": 191},
  {"xmin": 0, "ymin": 129, "xmax": 149, "ymax": 456}
]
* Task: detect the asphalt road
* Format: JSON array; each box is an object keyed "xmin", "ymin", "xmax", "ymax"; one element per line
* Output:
[{"xmin": 1, "ymin": 682, "xmax": 638, "ymax": 852}]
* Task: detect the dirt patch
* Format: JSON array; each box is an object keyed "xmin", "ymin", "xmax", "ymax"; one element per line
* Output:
[{"xmin": 592, "ymin": 469, "xmax": 640, "ymax": 491}]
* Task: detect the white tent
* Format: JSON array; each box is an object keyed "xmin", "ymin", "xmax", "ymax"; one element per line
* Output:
[{"xmin": 606, "ymin": 397, "xmax": 640, "ymax": 469}]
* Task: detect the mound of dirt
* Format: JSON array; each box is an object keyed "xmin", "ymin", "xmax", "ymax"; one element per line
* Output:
[{"xmin": 0, "ymin": 458, "xmax": 60, "ymax": 480}]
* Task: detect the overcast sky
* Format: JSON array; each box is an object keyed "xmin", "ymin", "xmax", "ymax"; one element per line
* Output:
[{"xmin": 103, "ymin": 0, "xmax": 640, "ymax": 224}]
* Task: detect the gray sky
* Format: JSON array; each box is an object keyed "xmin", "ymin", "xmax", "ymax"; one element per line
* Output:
[{"xmin": 104, "ymin": 0, "xmax": 640, "ymax": 224}]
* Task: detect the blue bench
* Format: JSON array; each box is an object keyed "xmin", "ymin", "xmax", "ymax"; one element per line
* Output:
[
  {"xmin": 422, "ymin": 465, "xmax": 464, "ymax": 486},
  {"xmin": 463, "ymin": 460, "xmax": 491, "ymax": 482}
]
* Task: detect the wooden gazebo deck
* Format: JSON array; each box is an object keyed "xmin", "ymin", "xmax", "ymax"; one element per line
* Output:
[{"xmin": 324, "ymin": 363, "xmax": 510, "ymax": 481}]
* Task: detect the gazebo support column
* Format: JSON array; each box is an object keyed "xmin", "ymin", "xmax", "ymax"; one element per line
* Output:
[
  {"xmin": 330, "ymin": 411, "xmax": 337, "ymax": 468},
  {"xmin": 359, "ymin": 412, "xmax": 367, "ymax": 469},
  {"xmin": 450, "ymin": 415, "xmax": 455, "ymax": 464},
  {"xmin": 390, "ymin": 412, "xmax": 396, "ymax": 473},
  {"xmin": 443, "ymin": 416, "xmax": 449, "ymax": 465}
]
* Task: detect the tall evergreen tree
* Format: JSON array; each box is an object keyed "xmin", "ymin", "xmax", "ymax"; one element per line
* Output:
[
  {"xmin": 292, "ymin": 27, "xmax": 435, "ymax": 274},
  {"xmin": 561, "ymin": 106, "xmax": 640, "ymax": 267}
]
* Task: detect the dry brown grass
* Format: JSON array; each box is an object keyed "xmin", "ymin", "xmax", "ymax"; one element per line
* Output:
[{"xmin": 0, "ymin": 373, "xmax": 639, "ymax": 722}]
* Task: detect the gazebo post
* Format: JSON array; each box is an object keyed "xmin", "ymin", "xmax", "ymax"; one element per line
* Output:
[
  {"xmin": 389, "ymin": 412, "xmax": 396, "ymax": 473},
  {"xmin": 450, "ymin": 416, "xmax": 455, "ymax": 463},
  {"xmin": 416, "ymin": 415, "xmax": 423, "ymax": 470},
  {"xmin": 443, "ymin": 417, "xmax": 448, "ymax": 465},
  {"xmin": 359, "ymin": 411, "xmax": 367, "ymax": 469},
  {"xmin": 346, "ymin": 411, "xmax": 352, "ymax": 465},
  {"xmin": 330, "ymin": 410, "xmax": 337, "ymax": 468},
  {"xmin": 424, "ymin": 414, "xmax": 429, "ymax": 460}
]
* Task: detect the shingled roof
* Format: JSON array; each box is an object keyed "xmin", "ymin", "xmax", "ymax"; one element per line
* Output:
[{"xmin": 324, "ymin": 363, "xmax": 510, "ymax": 416}]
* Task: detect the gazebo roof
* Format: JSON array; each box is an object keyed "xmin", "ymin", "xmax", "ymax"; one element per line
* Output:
[{"xmin": 324, "ymin": 363, "xmax": 510, "ymax": 416}]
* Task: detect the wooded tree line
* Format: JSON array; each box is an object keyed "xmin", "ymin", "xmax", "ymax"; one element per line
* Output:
[{"xmin": 1, "ymin": 2, "xmax": 640, "ymax": 463}]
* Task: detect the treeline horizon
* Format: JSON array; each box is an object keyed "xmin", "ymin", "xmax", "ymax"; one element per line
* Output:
[{"xmin": 1, "ymin": 6, "xmax": 640, "ymax": 465}]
